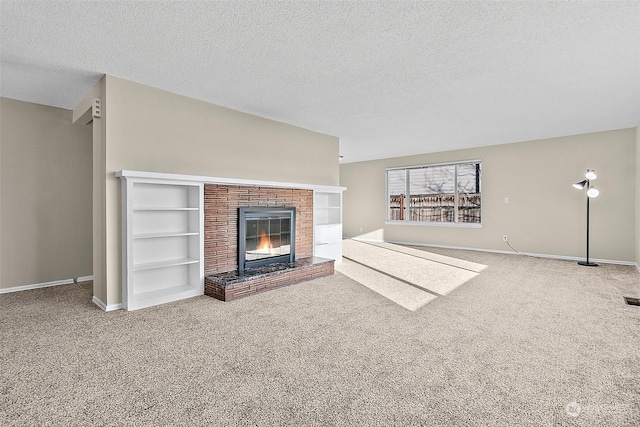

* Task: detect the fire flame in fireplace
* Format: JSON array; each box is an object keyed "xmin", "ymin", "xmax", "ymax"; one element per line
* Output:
[{"xmin": 257, "ymin": 231, "xmax": 274, "ymax": 252}]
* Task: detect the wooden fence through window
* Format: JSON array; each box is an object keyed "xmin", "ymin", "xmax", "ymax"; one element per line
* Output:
[{"xmin": 389, "ymin": 193, "xmax": 481, "ymax": 223}]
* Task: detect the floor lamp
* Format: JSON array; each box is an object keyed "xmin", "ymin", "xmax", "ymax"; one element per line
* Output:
[{"xmin": 572, "ymin": 169, "xmax": 599, "ymax": 267}]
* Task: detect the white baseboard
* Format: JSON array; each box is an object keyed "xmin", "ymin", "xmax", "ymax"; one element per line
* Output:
[
  {"xmin": 348, "ymin": 237, "xmax": 638, "ymax": 267},
  {"xmin": 0, "ymin": 276, "xmax": 122, "ymax": 311},
  {"xmin": 92, "ymin": 296, "xmax": 122, "ymax": 312},
  {"xmin": 0, "ymin": 275, "xmax": 94, "ymax": 294}
]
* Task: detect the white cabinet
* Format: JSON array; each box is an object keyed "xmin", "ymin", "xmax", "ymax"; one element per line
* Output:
[
  {"xmin": 119, "ymin": 176, "xmax": 204, "ymax": 310},
  {"xmin": 313, "ymin": 191, "xmax": 343, "ymax": 261}
]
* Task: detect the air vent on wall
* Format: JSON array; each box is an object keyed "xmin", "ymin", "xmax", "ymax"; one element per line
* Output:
[{"xmin": 623, "ymin": 297, "xmax": 640, "ymax": 306}]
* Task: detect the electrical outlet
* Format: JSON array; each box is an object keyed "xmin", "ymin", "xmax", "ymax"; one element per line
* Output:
[
  {"xmin": 503, "ymin": 235, "xmax": 508, "ymax": 242},
  {"xmin": 359, "ymin": 227, "xmax": 363, "ymax": 232}
]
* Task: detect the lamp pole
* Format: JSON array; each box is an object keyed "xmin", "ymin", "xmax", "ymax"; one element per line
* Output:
[
  {"xmin": 578, "ymin": 181, "xmax": 595, "ymax": 266},
  {"xmin": 575, "ymin": 171, "xmax": 598, "ymax": 267}
]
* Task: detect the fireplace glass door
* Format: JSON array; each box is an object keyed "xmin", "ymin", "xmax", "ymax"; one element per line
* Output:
[{"xmin": 239, "ymin": 207, "xmax": 295, "ymax": 273}]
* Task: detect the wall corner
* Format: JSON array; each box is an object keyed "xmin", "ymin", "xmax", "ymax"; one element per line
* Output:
[{"xmin": 635, "ymin": 124, "xmax": 640, "ymax": 270}]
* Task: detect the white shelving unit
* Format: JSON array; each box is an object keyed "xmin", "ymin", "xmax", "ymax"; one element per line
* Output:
[
  {"xmin": 119, "ymin": 175, "xmax": 204, "ymax": 311},
  {"xmin": 313, "ymin": 190, "xmax": 344, "ymax": 261}
]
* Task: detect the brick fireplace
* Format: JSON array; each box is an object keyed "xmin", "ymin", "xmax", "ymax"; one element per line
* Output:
[{"xmin": 203, "ymin": 184, "xmax": 334, "ymax": 301}]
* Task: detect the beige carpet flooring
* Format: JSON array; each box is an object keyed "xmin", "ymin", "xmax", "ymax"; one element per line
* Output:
[{"xmin": 1, "ymin": 243, "xmax": 639, "ymax": 426}]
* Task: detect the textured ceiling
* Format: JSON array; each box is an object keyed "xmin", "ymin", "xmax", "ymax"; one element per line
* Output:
[{"xmin": 1, "ymin": 1, "xmax": 639, "ymax": 163}]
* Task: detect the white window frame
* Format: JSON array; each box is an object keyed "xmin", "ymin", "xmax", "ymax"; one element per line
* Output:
[{"xmin": 385, "ymin": 160, "xmax": 482, "ymax": 228}]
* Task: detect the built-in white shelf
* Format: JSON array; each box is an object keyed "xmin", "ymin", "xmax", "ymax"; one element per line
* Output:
[
  {"xmin": 134, "ymin": 284, "xmax": 198, "ymax": 299},
  {"xmin": 133, "ymin": 232, "xmax": 199, "ymax": 239},
  {"xmin": 119, "ymin": 175, "xmax": 204, "ymax": 311},
  {"xmin": 313, "ymin": 190, "xmax": 345, "ymax": 261},
  {"xmin": 133, "ymin": 258, "xmax": 200, "ymax": 272},
  {"xmin": 133, "ymin": 207, "xmax": 199, "ymax": 211}
]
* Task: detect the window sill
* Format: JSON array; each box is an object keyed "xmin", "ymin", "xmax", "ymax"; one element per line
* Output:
[{"xmin": 385, "ymin": 221, "xmax": 482, "ymax": 229}]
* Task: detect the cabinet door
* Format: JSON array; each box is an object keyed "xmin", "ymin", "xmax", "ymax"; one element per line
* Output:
[
  {"xmin": 315, "ymin": 224, "xmax": 342, "ymax": 245},
  {"xmin": 314, "ymin": 243, "xmax": 340, "ymax": 260}
]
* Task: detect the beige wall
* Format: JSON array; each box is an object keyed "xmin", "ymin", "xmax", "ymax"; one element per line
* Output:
[
  {"xmin": 636, "ymin": 125, "xmax": 640, "ymax": 269},
  {"xmin": 75, "ymin": 76, "xmax": 339, "ymax": 306},
  {"xmin": 105, "ymin": 76, "xmax": 339, "ymax": 186},
  {"xmin": 0, "ymin": 98, "xmax": 92, "ymax": 289},
  {"xmin": 341, "ymin": 128, "xmax": 636, "ymax": 263}
]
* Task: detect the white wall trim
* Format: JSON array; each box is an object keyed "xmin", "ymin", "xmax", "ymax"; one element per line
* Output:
[
  {"xmin": 0, "ymin": 275, "xmax": 94, "ymax": 294},
  {"xmin": 348, "ymin": 237, "xmax": 638, "ymax": 267},
  {"xmin": 0, "ymin": 278, "xmax": 72, "ymax": 294},
  {"xmin": 92, "ymin": 296, "xmax": 122, "ymax": 312},
  {"xmin": 116, "ymin": 169, "xmax": 346, "ymax": 193}
]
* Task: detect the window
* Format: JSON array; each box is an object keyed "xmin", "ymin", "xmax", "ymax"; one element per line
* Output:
[{"xmin": 387, "ymin": 161, "xmax": 481, "ymax": 225}]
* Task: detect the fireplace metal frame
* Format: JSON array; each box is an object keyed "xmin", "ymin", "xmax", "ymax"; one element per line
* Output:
[{"xmin": 238, "ymin": 207, "xmax": 296, "ymax": 275}]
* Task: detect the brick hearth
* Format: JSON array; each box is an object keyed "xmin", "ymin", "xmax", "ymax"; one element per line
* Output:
[{"xmin": 204, "ymin": 257, "xmax": 334, "ymax": 301}]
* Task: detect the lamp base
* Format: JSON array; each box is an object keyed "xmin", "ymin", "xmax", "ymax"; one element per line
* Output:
[{"xmin": 578, "ymin": 261, "xmax": 598, "ymax": 267}]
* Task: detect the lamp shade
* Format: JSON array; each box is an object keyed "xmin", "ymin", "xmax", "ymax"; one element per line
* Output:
[
  {"xmin": 587, "ymin": 187, "xmax": 599, "ymax": 198},
  {"xmin": 573, "ymin": 180, "xmax": 587, "ymax": 190},
  {"xmin": 585, "ymin": 169, "xmax": 597, "ymax": 180}
]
